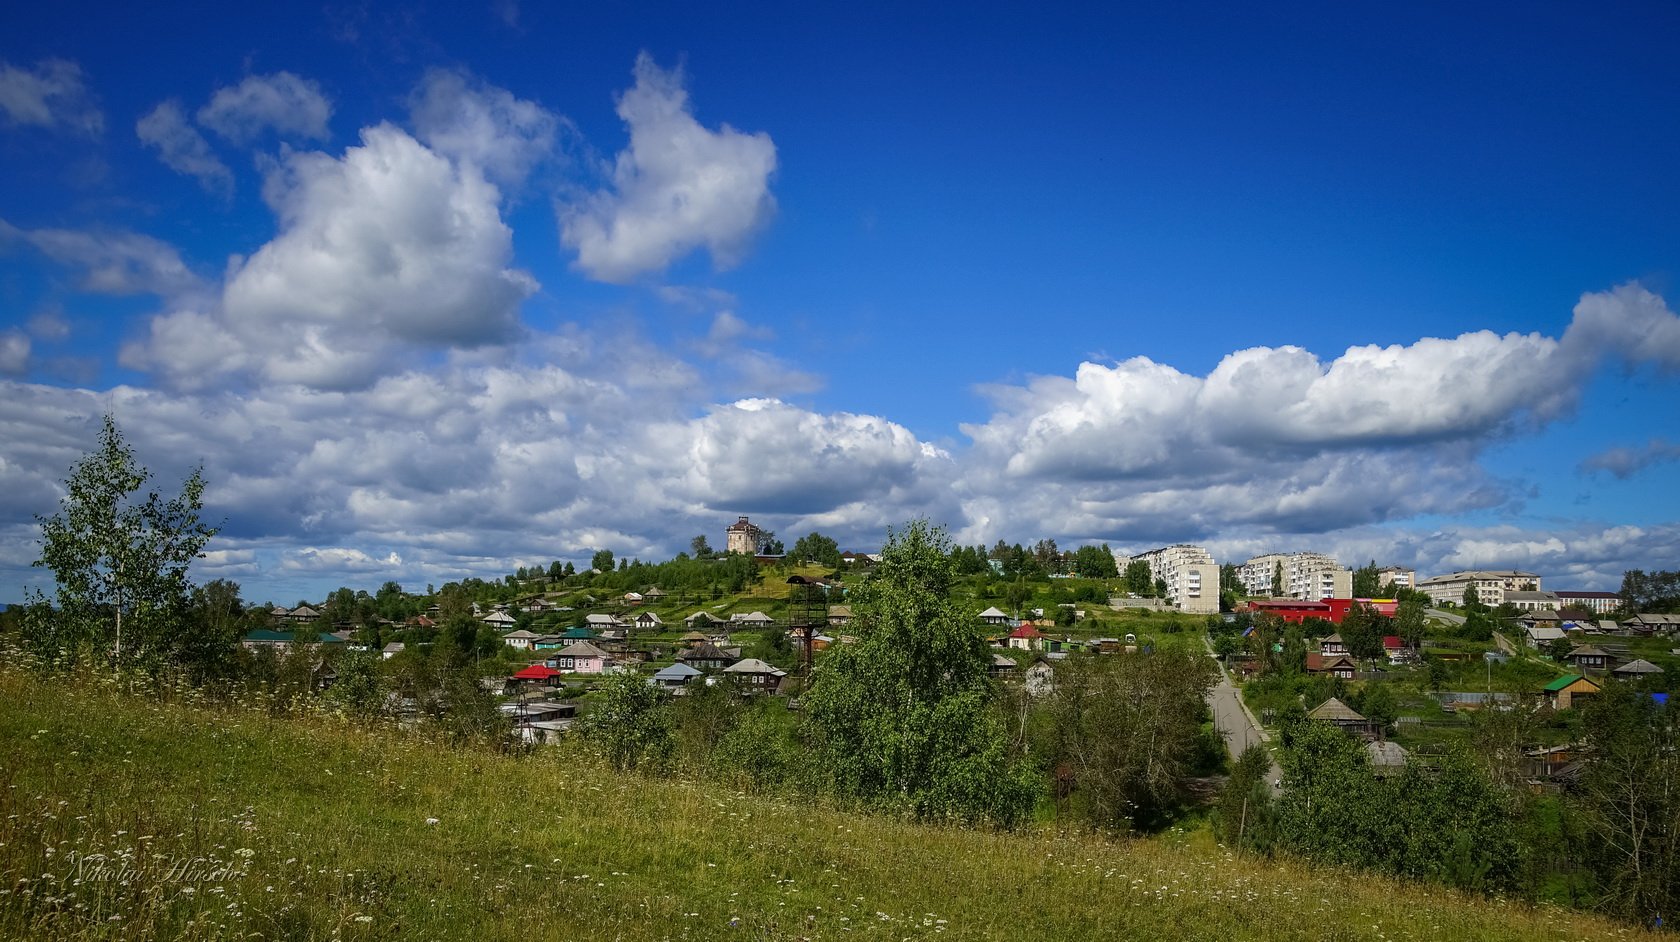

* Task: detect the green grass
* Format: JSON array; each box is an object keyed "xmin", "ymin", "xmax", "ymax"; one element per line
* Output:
[{"xmin": 0, "ymin": 667, "xmax": 1648, "ymax": 941}]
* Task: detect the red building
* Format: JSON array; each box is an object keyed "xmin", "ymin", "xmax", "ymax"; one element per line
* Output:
[
  {"xmin": 1247, "ymin": 598, "xmax": 1332, "ymax": 623},
  {"xmin": 1249, "ymin": 598, "xmax": 1397, "ymax": 625}
]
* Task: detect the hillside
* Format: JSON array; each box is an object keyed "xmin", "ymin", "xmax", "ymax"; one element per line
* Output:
[{"xmin": 0, "ymin": 669, "xmax": 1639, "ymax": 942}]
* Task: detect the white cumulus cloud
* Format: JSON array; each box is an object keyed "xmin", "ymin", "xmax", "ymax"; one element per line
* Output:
[
  {"xmin": 198, "ymin": 71, "xmax": 332, "ymax": 143},
  {"xmin": 0, "ymin": 59, "xmax": 102, "ymax": 135},
  {"xmin": 136, "ymin": 100, "xmax": 233, "ymax": 195},
  {"xmin": 561, "ymin": 53, "xmax": 777, "ymax": 283},
  {"xmin": 409, "ymin": 68, "xmax": 563, "ymax": 188}
]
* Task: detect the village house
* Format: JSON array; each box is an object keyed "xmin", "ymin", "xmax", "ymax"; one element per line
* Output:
[
  {"xmin": 1007, "ymin": 623, "xmax": 1044, "ymax": 652},
  {"xmin": 722, "ymin": 658, "xmax": 787, "ymax": 695},
  {"xmin": 977, "ymin": 606, "xmax": 1011, "ymax": 626},
  {"xmin": 1563, "ymin": 645, "xmax": 1611, "ymax": 673},
  {"xmin": 1611, "ymin": 659, "xmax": 1665, "ymax": 681},
  {"xmin": 650, "ymin": 662, "xmax": 704, "ymax": 692},
  {"xmin": 1319, "ymin": 633, "xmax": 1348, "ymax": 655},
  {"xmin": 1024, "ymin": 659, "xmax": 1056, "ymax": 697},
  {"xmin": 1307, "ymin": 697, "xmax": 1370, "ymax": 732},
  {"xmin": 1305, "ymin": 653, "xmax": 1357, "ymax": 679},
  {"xmin": 502, "ymin": 629, "xmax": 539, "ymax": 650},
  {"xmin": 678, "ymin": 642, "xmax": 737, "ymax": 672},
  {"xmin": 729, "ymin": 611, "xmax": 775, "ymax": 629},
  {"xmin": 548, "ymin": 641, "xmax": 612, "ymax": 674},
  {"xmin": 827, "ymin": 604, "xmax": 853, "ymax": 627},
  {"xmin": 240, "ymin": 628, "xmax": 345, "ymax": 651},
  {"xmin": 1543, "ymin": 674, "xmax": 1601, "ymax": 710},
  {"xmin": 510, "ymin": 663, "xmax": 563, "ymax": 689},
  {"xmin": 632, "ymin": 611, "xmax": 663, "ymax": 631}
]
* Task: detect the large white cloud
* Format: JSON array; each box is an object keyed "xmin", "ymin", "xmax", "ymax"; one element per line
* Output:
[
  {"xmin": 0, "ymin": 59, "xmax": 102, "ymax": 135},
  {"xmin": 197, "ymin": 71, "xmax": 332, "ymax": 143},
  {"xmin": 136, "ymin": 100, "xmax": 233, "ymax": 195},
  {"xmin": 957, "ymin": 283, "xmax": 1680, "ymax": 553},
  {"xmin": 560, "ymin": 54, "xmax": 777, "ymax": 283},
  {"xmin": 409, "ymin": 68, "xmax": 563, "ymax": 188},
  {"xmin": 126, "ymin": 122, "xmax": 536, "ymax": 390},
  {"xmin": 0, "ymin": 220, "xmax": 204, "ymax": 296}
]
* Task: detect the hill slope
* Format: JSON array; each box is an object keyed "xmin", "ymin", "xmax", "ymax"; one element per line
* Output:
[{"xmin": 0, "ymin": 670, "xmax": 1636, "ymax": 941}]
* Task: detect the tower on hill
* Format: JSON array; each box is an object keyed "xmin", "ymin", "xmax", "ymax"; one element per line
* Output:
[{"xmin": 725, "ymin": 516, "xmax": 764, "ymax": 555}]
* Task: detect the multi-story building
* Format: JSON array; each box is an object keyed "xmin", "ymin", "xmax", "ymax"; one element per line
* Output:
[
  {"xmin": 725, "ymin": 516, "xmax": 765, "ymax": 555},
  {"xmin": 1554, "ymin": 591, "xmax": 1622, "ymax": 615},
  {"xmin": 1415, "ymin": 570, "xmax": 1541, "ymax": 606},
  {"xmin": 1505, "ymin": 591, "xmax": 1562, "ymax": 612},
  {"xmin": 1238, "ymin": 552, "xmax": 1352, "ymax": 600},
  {"xmin": 1122, "ymin": 544, "xmax": 1220, "ymax": 614},
  {"xmin": 1377, "ymin": 566, "xmax": 1416, "ymax": 591}
]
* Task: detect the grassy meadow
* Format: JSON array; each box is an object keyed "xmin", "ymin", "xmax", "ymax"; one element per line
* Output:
[{"xmin": 0, "ymin": 667, "xmax": 1652, "ymax": 941}]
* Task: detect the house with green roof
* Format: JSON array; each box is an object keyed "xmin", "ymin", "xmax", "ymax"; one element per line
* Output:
[{"xmin": 1543, "ymin": 674, "xmax": 1601, "ymax": 710}]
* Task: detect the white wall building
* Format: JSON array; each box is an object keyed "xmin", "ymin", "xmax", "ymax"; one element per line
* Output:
[
  {"xmin": 1554, "ymin": 591, "xmax": 1621, "ymax": 615},
  {"xmin": 1121, "ymin": 544, "xmax": 1221, "ymax": 614},
  {"xmin": 1377, "ymin": 566, "xmax": 1416, "ymax": 591},
  {"xmin": 1416, "ymin": 570, "xmax": 1542, "ymax": 606},
  {"xmin": 1238, "ymin": 552, "xmax": 1352, "ymax": 600}
]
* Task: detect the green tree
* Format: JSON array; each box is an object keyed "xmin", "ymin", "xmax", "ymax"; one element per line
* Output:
[
  {"xmin": 1045, "ymin": 652, "xmax": 1218, "ymax": 831},
  {"xmin": 802, "ymin": 520, "xmax": 1037, "ymax": 824},
  {"xmin": 1574, "ymin": 683, "xmax": 1679, "ymax": 922},
  {"xmin": 1213, "ymin": 743, "xmax": 1278, "ymax": 854},
  {"xmin": 1352, "ymin": 560, "xmax": 1381, "ymax": 598},
  {"xmin": 790, "ymin": 531, "xmax": 842, "ymax": 568},
  {"xmin": 1395, "ymin": 595, "xmax": 1427, "ymax": 649},
  {"xmin": 690, "ymin": 534, "xmax": 713, "ymax": 558},
  {"xmin": 1071, "ymin": 544, "xmax": 1119, "ymax": 579},
  {"xmin": 27, "ymin": 415, "xmax": 218, "ymax": 670},
  {"xmin": 1272, "ymin": 561, "xmax": 1284, "ymax": 597},
  {"xmin": 582, "ymin": 669, "xmax": 674, "ymax": 772},
  {"xmin": 1123, "ymin": 559, "xmax": 1153, "ymax": 596},
  {"xmin": 1463, "ymin": 583, "xmax": 1482, "ymax": 608},
  {"xmin": 591, "ymin": 549, "xmax": 614, "ymax": 573}
]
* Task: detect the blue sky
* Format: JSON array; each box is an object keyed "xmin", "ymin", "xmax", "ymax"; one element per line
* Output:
[{"xmin": 2, "ymin": 1, "xmax": 1678, "ymax": 604}]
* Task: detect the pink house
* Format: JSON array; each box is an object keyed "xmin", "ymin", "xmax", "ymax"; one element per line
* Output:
[{"xmin": 549, "ymin": 640, "xmax": 612, "ymax": 674}]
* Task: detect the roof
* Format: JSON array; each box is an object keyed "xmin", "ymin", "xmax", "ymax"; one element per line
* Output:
[
  {"xmin": 503, "ymin": 629, "xmax": 540, "ymax": 640},
  {"xmin": 634, "ymin": 612, "xmax": 664, "ymax": 624},
  {"xmin": 991, "ymin": 654, "xmax": 1017, "ymax": 668},
  {"xmin": 511, "ymin": 664, "xmax": 561, "ymax": 680},
  {"xmin": 1612, "ymin": 659, "xmax": 1664, "ymax": 675},
  {"xmin": 652, "ymin": 663, "xmax": 703, "ymax": 681},
  {"xmin": 243, "ymin": 629, "xmax": 342, "ymax": 644},
  {"xmin": 585, "ymin": 613, "xmax": 620, "ymax": 625},
  {"xmin": 1567, "ymin": 644, "xmax": 1607, "ymax": 657},
  {"xmin": 1366, "ymin": 740, "xmax": 1408, "ymax": 767},
  {"xmin": 1306, "ymin": 653, "xmax": 1356, "ymax": 672},
  {"xmin": 977, "ymin": 606, "xmax": 1009, "ymax": 619},
  {"xmin": 382, "ymin": 642, "xmax": 405, "ymax": 653},
  {"xmin": 1008, "ymin": 624, "xmax": 1044, "ymax": 639},
  {"xmin": 1322, "ymin": 633, "xmax": 1344, "ymax": 644},
  {"xmin": 1543, "ymin": 674, "xmax": 1600, "ymax": 693},
  {"xmin": 1526, "ymin": 625, "xmax": 1568, "ymax": 641},
  {"xmin": 559, "ymin": 626, "xmax": 596, "ymax": 639},
  {"xmin": 1307, "ymin": 697, "xmax": 1366, "ymax": 722},
  {"xmin": 730, "ymin": 611, "xmax": 773, "ymax": 623},
  {"xmin": 556, "ymin": 641, "xmax": 610, "ymax": 658},
  {"xmin": 679, "ymin": 630, "xmax": 710, "ymax": 641},
  {"xmin": 678, "ymin": 642, "xmax": 734, "ymax": 662},
  {"xmin": 482, "ymin": 611, "xmax": 516, "ymax": 625},
  {"xmin": 1381, "ymin": 635, "xmax": 1403, "ymax": 649},
  {"xmin": 724, "ymin": 658, "xmax": 786, "ymax": 676}
]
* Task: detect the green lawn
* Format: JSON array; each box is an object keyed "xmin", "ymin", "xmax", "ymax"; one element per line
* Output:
[{"xmin": 0, "ymin": 666, "xmax": 1642, "ymax": 941}]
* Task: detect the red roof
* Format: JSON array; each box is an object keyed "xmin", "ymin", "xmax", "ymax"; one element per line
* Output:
[
  {"xmin": 1008, "ymin": 624, "xmax": 1044, "ymax": 639},
  {"xmin": 1382, "ymin": 635, "xmax": 1403, "ymax": 650},
  {"xmin": 512, "ymin": 664, "xmax": 560, "ymax": 680}
]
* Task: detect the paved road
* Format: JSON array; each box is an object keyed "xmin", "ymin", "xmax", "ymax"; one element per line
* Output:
[
  {"xmin": 1203, "ymin": 641, "xmax": 1283, "ymax": 791},
  {"xmin": 1427, "ymin": 608, "xmax": 1466, "ymax": 626}
]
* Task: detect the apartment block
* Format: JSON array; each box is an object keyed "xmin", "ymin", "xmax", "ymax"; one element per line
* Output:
[
  {"xmin": 1239, "ymin": 552, "xmax": 1352, "ymax": 600},
  {"xmin": 1416, "ymin": 570, "xmax": 1542, "ymax": 606},
  {"xmin": 1124, "ymin": 544, "xmax": 1221, "ymax": 614}
]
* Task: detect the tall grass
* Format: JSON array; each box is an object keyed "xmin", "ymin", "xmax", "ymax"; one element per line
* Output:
[{"xmin": 0, "ymin": 664, "xmax": 1652, "ymax": 941}]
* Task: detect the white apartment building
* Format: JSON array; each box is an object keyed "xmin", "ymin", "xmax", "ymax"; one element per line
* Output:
[
  {"xmin": 1238, "ymin": 552, "xmax": 1352, "ymax": 600},
  {"xmin": 1121, "ymin": 544, "xmax": 1221, "ymax": 614},
  {"xmin": 1554, "ymin": 591, "xmax": 1621, "ymax": 615},
  {"xmin": 1416, "ymin": 570, "xmax": 1541, "ymax": 606},
  {"xmin": 1377, "ymin": 566, "xmax": 1416, "ymax": 591}
]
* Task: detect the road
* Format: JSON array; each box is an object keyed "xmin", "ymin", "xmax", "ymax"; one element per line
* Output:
[
  {"xmin": 1427, "ymin": 608, "xmax": 1466, "ymax": 626},
  {"xmin": 1203, "ymin": 640, "xmax": 1283, "ymax": 791}
]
